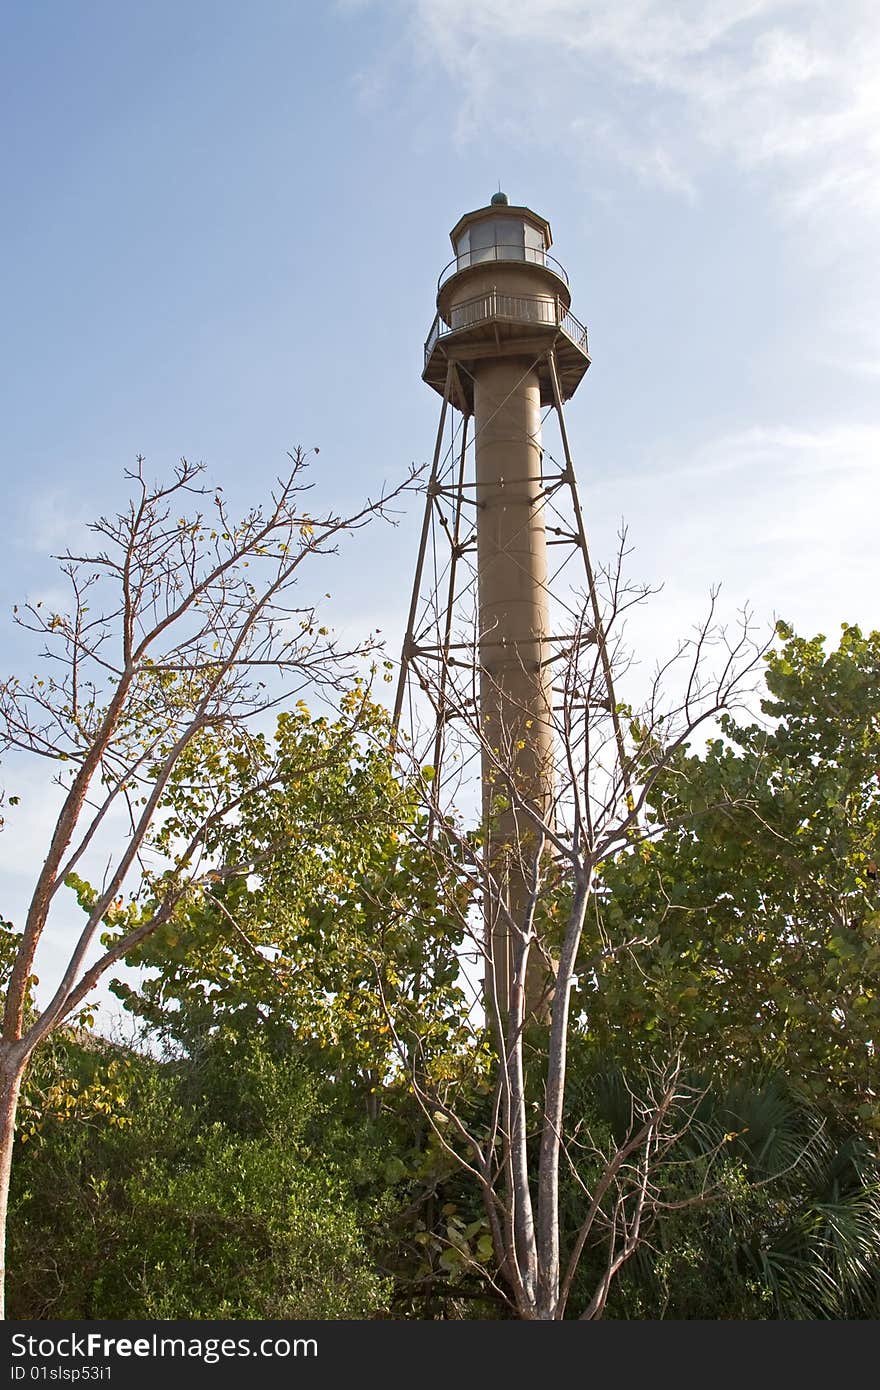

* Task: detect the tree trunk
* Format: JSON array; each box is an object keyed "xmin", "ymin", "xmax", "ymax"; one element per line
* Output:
[
  {"xmin": 0, "ymin": 1044, "xmax": 27, "ymax": 1321},
  {"xmin": 535, "ymin": 880, "xmax": 589, "ymax": 1319}
]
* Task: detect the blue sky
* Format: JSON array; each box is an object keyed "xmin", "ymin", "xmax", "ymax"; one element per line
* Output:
[{"xmin": 2, "ymin": 0, "xmax": 878, "ymax": 1014}]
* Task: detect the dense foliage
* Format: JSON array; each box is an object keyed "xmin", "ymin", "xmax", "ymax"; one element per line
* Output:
[
  {"xmin": 579, "ymin": 1065, "xmax": 880, "ymax": 1319},
  {"xmin": 6, "ymin": 625, "xmax": 880, "ymax": 1318},
  {"xmin": 584, "ymin": 623, "xmax": 880, "ymax": 1121},
  {"xmin": 8, "ymin": 1029, "xmax": 396, "ymax": 1320}
]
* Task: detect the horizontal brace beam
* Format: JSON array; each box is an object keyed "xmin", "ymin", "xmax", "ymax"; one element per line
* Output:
[
  {"xmin": 412, "ymin": 631, "xmax": 595, "ymax": 656},
  {"xmin": 452, "ymin": 475, "xmax": 566, "ymax": 490},
  {"xmin": 435, "ymin": 486, "xmax": 484, "ymax": 509},
  {"xmin": 552, "ymin": 699, "xmax": 613, "ymax": 713}
]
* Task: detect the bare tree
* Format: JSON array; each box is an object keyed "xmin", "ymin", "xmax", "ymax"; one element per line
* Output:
[
  {"xmin": 389, "ymin": 550, "xmax": 771, "ymax": 1318},
  {"xmin": 0, "ymin": 449, "xmax": 415, "ymax": 1317}
]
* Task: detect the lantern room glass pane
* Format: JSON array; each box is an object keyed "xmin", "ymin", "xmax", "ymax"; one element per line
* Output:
[
  {"xmin": 497, "ymin": 218, "xmax": 525, "ymax": 261},
  {"xmin": 524, "ymin": 221, "xmax": 545, "ymax": 265},
  {"xmin": 470, "ymin": 218, "xmax": 498, "ymax": 264}
]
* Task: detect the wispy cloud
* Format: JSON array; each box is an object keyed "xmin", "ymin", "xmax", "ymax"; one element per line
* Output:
[
  {"xmin": 360, "ymin": 0, "xmax": 880, "ymax": 367},
  {"xmin": 385, "ymin": 1, "xmax": 879, "ymax": 209},
  {"xmin": 604, "ymin": 419, "xmax": 879, "ymax": 633},
  {"xmin": 19, "ymin": 486, "xmax": 91, "ymax": 556},
  {"xmin": 627, "ymin": 422, "xmax": 880, "ymax": 484},
  {"xmin": 579, "ymin": 416, "xmax": 877, "ymax": 712}
]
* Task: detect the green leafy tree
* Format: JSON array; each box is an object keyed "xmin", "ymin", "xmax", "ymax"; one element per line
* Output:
[
  {"xmin": 587, "ymin": 623, "xmax": 880, "ymax": 1121},
  {"xmin": 111, "ymin": 693, "xmax": 468, "ymax": 1110}
]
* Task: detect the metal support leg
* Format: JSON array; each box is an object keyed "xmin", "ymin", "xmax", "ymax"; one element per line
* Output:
[
  {"xmin": 392, "ymin": 362, "xmax": 454, "ymax": 743},
  {"xmin": 546, "ymin": 349, "xmax": 634, "ymax": 809}
]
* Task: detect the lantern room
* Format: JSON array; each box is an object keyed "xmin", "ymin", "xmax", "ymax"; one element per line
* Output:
[{"xmin": 450, "ymin": 191, "xmax": 551, "ymax": 271}]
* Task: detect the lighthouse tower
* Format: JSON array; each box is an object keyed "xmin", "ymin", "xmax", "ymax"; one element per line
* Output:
[{"xmin": 395, "ymin": 193, "xmax": 625, "ymax": 1019}]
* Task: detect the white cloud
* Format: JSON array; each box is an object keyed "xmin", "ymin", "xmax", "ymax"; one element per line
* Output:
[
  {"xmin": 19, "ymin": 486, "xmax": 91, "ymax": 556},
  {"xmin": 572, "ymin": 417, "xmax": 876, "ymax": 725},
  {"xmin": 818, "ymin": 355, "xmax": 880, "ymax": 379},
  {"xmin": 604, "ymin": 420, "xmax": 879, "ymax": 637},
  {"xmin": 370, "ymin": 1, "xmax": 880, "ymax": 229},
  {"xmin": 360, "ymin": 0, "xmax": 880, "ymax": 386}
]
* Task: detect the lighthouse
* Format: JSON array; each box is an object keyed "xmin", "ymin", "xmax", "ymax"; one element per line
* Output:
[{"xmin": 396, "ymin": 193, "xmax": 620, "ymax": 1020}]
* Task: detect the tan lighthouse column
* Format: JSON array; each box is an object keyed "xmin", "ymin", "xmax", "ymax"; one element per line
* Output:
[{"xmin": 473, "ymin": 357, "xmax": 555, "ymax": 1018}]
